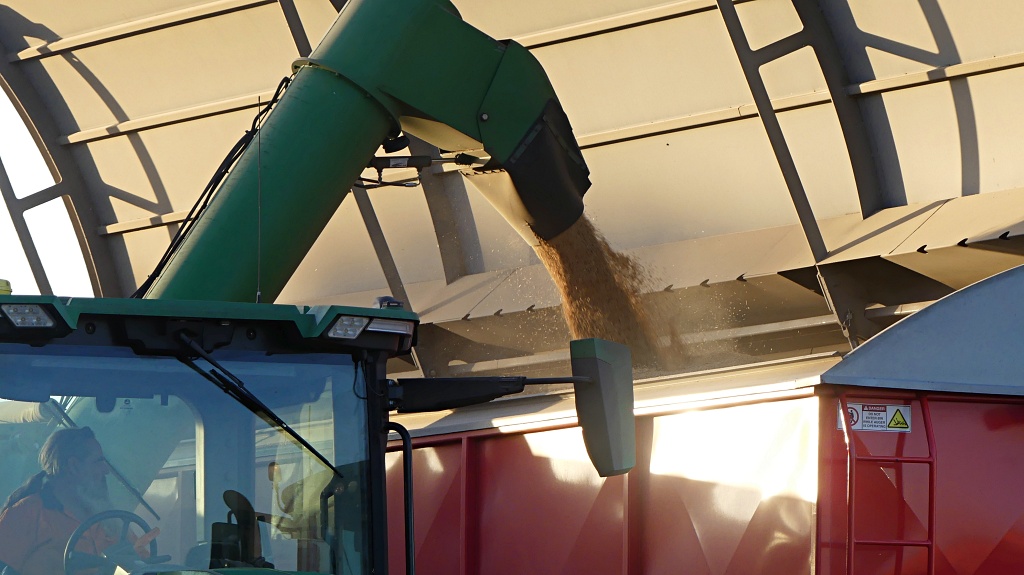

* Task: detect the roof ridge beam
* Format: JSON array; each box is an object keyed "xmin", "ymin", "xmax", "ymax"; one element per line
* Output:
[{"xmin": 9, "ymin": 0, "xmax": 275, "ymax": 63}]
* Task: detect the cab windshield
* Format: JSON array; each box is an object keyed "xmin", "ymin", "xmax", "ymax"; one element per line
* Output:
[{"xmin": 0, "ymin": 343, "xmax": 369, "ymax": 575}]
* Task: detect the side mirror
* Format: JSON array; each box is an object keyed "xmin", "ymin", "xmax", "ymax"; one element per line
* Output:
[{"xmin": 570, "ymin": 339, "xmax": 635, "ymax": 477}]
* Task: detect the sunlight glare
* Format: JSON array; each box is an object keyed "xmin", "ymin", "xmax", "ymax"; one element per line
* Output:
[{"xmin": 649, "ymin": 398, "xmax": 819, "ymax": 503}]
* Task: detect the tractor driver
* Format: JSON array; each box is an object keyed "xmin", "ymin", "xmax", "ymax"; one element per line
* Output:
[{"xmin": 0, "ymin": 427, "xmax": 158, "ymax": 575}]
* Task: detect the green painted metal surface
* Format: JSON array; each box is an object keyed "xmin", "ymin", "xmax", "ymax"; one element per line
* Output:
[
  {"xmin": 313, "ymin": 0, "xmax": 498, "ymax": 143},
  {"xmin": 144, "ymin": 60, "xmax": 394, "ymax": 302},
  {"xmin": 0, "ymin": 295, "xmax": 417, "ymax": 340},
  {"xmin": 570, "ymin": 337, "xmax": 632, "ymax": 362},
  {"xmin": 476, "ymin": 41, "xmax": 558, "ymax": 164},
  {"xmin": 308, "ymin": 0, "xmax": 567, "ymax": 170},
  {"xmin": 569, "ymin": 338, "xmax": 636, "ymax": 477}
]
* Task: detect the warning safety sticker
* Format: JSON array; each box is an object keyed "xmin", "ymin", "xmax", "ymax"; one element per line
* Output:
[{"xmin": 837, "ymin": 402, "xmax": 912, "ymax": 433}]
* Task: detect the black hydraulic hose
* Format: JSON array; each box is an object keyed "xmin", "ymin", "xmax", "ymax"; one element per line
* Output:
[
  {"xmin": 386, "ymin": 422, "xmax": 415, "ymax": 575},
  {"xmin": 132, "ymin": 76, "xmax": 292, "ymax": 298},
  {"xmin": 130, "ymin": 131, "xmax": 249, "ymax": 299}
]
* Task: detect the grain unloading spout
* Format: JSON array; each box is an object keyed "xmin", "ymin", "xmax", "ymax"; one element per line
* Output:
[
  {"xmin": 143, "ymin": 0, "xmax": 589, "ymax": 301},
  {"xmin": 389, "ymin": 337, "xmax": 636, "ymax": 477},
  {"xmin": 570, "ymin": 338, "xmax": 636, "ymax": 476},
  {"xmin": 461, "ymin": 96, "xmax": 590, "ymax": 246}
]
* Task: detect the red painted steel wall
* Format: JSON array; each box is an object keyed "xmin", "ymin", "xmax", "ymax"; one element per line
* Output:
[
  {"xmin": 386, "ymin": 428, "xmax": 630, "ymax": 574},
  {"xmin": 818, "ymin": 393, "xmax": 1024, "ymax": 575},
  {"xmin": 388, "ymin": 391, "xmax": 1024, "ymax": 575},
  {"xmin": 387, "ymin": 396, "xmax": 820, "ymax": 575}
]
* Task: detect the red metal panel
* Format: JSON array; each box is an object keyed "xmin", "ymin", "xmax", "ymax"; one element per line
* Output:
[
  {"xmin": 643, "ymin": 399, "xmax": 816, "ymax": 575},
  {"xmin": 821, "ymin": 394, "xmax": 940, "ymax": 574},
  {"xmin": 388, "ymin": 390, "xmax": 1024, "ymax": 575},
  {"xmin": 387, "ymin": 426, "xmax": 629, "ymax": 575},
  {"xmin": 475, "ymin": 428, "xmax": 627, "ymax": 574},
  {"xmin": 388, "ymin": 396, "xmax": 819, "ymax": 575},
  {"xmin": 818, "ymin": 396, "xmax": 850, "ymax": 575},
  {"xmin": 386, "ymin": 441, "xmax": 464, "ymax": 574},
  {"xmin": 930, "ymin": 400, "xmax": 1024, "ymax": 574},
  {"xmin": 818, "ymin": 393, "xmax": 1024, "ymax": 575}
]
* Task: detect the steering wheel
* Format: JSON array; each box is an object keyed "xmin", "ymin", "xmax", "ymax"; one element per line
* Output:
[{"xmin": 63, "ymin": 510, "xmax": 159, "ymax": 575}]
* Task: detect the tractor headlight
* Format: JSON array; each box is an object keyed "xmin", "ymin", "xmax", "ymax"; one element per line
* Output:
[
  {"xmin": 327, "ymin": 315, "xmax": 369, "ymax": 339},
  {"xmin": 1, "ymin": 304, "xmax": 55, "ymax": 328}
]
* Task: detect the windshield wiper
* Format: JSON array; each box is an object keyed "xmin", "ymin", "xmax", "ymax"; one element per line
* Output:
[
  {"xmin": 45, "ymin": 400, "xmax": 162, "ymax": 520},
  {"xmin": 175, "ymin": 333, "xmax": 343, "ymax": 480}
]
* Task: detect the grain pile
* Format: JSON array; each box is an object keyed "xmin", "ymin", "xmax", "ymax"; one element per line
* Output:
[{"xmin": 534, "ymin": 216, "xmax": 664, "ymax": 368}]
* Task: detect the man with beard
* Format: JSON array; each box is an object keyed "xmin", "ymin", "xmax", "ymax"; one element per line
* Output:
[{"xmin": 0, "ymin": 427, "xmax": 158, "ymax": 575}]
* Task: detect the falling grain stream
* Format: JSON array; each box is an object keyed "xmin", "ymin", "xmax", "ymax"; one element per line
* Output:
[{"xmin": 535, "ymin": 216, "xmax": 667, "ymax": 369}]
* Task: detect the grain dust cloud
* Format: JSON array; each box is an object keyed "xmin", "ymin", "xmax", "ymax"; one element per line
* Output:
[{"xmin": 535, "ymin": 216, "xmax": 670, "ymax": 369}]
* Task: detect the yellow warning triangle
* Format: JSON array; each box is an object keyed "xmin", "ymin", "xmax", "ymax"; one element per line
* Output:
[{"xmin": 888, "ymin": 409, "xmax": 909, "ymax": 429}]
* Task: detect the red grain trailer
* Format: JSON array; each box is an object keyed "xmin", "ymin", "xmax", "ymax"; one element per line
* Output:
[{"xmin": 389, "ymin": 265, "xmax": 1024, "ymax": 574}]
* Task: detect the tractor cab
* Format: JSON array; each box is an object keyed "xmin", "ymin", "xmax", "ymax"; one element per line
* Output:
[
  {"xmin": 0, "ymin": 296, "xmax": 634, "ymax": 575},
  {"xmin": 0, "ymin": 297, "xmax": 415, "ymax": 575}
]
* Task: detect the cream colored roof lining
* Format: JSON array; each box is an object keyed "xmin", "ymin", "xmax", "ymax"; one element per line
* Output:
[{"xmin": 4, "ymin": 0, "xmax": 1024, "ymax": 374}]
